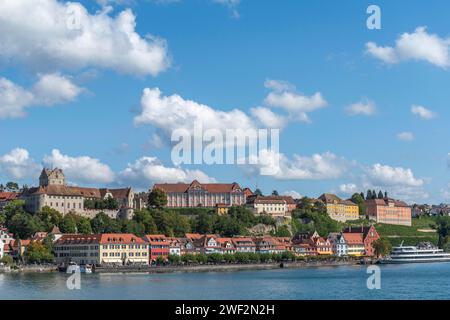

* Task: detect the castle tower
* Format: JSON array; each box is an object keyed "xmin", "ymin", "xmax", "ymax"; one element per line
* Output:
[{"xmin": 39, "ymin": 168, "xmax": 65, "ymax": 187}]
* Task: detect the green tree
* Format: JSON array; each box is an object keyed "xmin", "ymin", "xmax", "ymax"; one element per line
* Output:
[
  {"xmin": 90, "ymin": 212, "xmax": 121, "ymax": 233},
  {"xmin": 271, "ymin": 190, "xmax": 279, "ymax": 196},
  {"xmin": 132, "ymin": 210, "xmax": 158, "ymax": 234},
  {"xmin": 59, "ymin": 214, "xmax": 77, "ymax": 233},
  {"xmin": 168, "ymin": 254, "xmax": 181, "ymax": 265},
  {"xmin": 194, "ymin": 212, "xmax": 214, "ymax": 234},
  {"xmin": 5, "ymin": 182, "xmax": 19, "ymax": 192},
  {"xmin": 351, "ymin": 193, "xmax": 367, "ymax": 217},
  {"xmin": 8, "ymin": 213, "xmax": 40, "ymax": 239},
  {"xmin": 372, "ymin": 238, "xmax": 392, "ymax": 258},
  {"xmin": 274, "ymin": 225, "xmax": 291, "ymax": 237},
  {"xmin": 26, "ymin": 241, "xmax": 54, "ymax": 263},
  {"xmin": 435, "ymin": 216, "xmax": 450, "ymax": 249},
  {"xmin": 121, "ymin": 220, "xmax": 145, "ymax": 236},
  {"xmin": 76, "ymin": 216, "xmax": 93, "ymax": 234},
  {"xmin": 1, "ymin": 255, "xmax": 13, "ymax": 266},
  {"xmin": 366, "ymin": 190, "xmax": 372, "ymax": 200},
  {"xmin": 148, "ymin": 189, "xmax": 167, "ymax": 209},
  {"xmin": 254, "ymin": 188, "xmax": 263, "ymax": 196},
  {"xmin": 37, "ymin": 206, "xmax": 63, "ymax": 232},
  {"xmin": 377, "ymin": 190, "xmax": 384, "ymax": 199}
]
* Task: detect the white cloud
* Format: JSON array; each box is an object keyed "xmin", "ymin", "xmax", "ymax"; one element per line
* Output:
[
  {"xmin": 0, "ymin": 148, "xmax": 39, "ymax": 180},
  {"xmin": 366, "ymin": 26, "xmax": 450, "ymax": 68},
  {"xmin": 248, "ymin": 150, "xmax": 349, "ymax": 180},
  {"xmin": 134, "ymin": 87, "xmax": 257, "ymax": 142},
  {"xmin": 0, "ymin": 74, "xmax": 82, "ymax": 119},
  {"xmin": 283, "ymin": 190, "xmax": 302, "ymax": 199},
  {"xmin": 32, "ymin": 73, "xmax": 83, "ymax": 106},
  {"xmin": 345, "ymin": 99, "xmax": 376, "ymax": 116},
  {"xmin": 339, "ymin": 183, "xmax": 358, "ymax": 194},
  {"xmin": 264, "ymin": 79, "xmax": 327, "ymax": 123},
  {"xmin": 43, "ymin": 149, "xmax": 115, "ymax": 184},
  {"xmin": 250, "ymin": 106, "xmax": 287, "ymax": 129},
  {"xmin": 365, "ymin": 163, "xmax": 424, "ymax": 188},
  {"xmin": 0, "ymin": 78, "xmax": 34, "ymax": 119},
  {"xmin": 264, "ymin": 79, "xmax": 295, "ymax": 92},
  {"xmin": 411, "ymin": 105, "xmax": 436, "ymax": 120},
  {"xmin": 0, "ymin": 0, "xmax": 170, "ymax": 76},
  {"xmin": 397, "ymin": 131, "xmax": 414, "ymax": 142},
  {"xmin": 118, "ymin": 156, "xmax": 216, "ymax": 188}
]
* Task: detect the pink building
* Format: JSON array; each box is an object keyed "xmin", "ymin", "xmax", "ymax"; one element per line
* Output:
[
  {"xmin": 366, "ymin": 198, "xmax": 411, "ymax": 226},
  {"xmin": 153, "ymin": 180, "xmax": 246, "ymax": 208}
]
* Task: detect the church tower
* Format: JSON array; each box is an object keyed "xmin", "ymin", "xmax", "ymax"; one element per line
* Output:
[{"xmin": 39, "ymin": 168, "xmax": 65, "ymax": 187}]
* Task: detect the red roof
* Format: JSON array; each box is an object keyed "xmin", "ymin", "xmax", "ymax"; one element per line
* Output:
[
  {"xmin": 56, "ymin": 234, "xmax": 101, "ymax": 245},
  {"xmin": 343, "ymin": 233, "xmax": 364, "ymax": 245},
  {"xmin": 100, "ymin": 234, "xmax": 146, "ymax": 244},
  {"xmin": 0, "ymin": 192, "xmax": 19, "ymax": 201},
  {"xmin": 153, "ymin": 180, "xmax": 243, "ymax": 194}
]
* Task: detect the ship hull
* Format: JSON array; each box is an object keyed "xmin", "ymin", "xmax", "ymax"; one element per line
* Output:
[{"xmin": 380, "ymin": 257, "xmax": 450, "ymax": 264}]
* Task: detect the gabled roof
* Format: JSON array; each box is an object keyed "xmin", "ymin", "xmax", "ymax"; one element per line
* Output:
[
  {"xmin": 153, "ymin": 181, "xmax": 243, "ymax": 194},
  {"xmin": 100, "ymin": 233, "xmax": 146, "ymax": 244},
  {"xmin": 365, "ymin": 198, "xmax": 410, "ymax": 208},
  {"xmin": 0, "ymin": 192, "xmax": 19, "ymax": 201},
  {"xmin": 56, "ymin": 234, "xmax": 101, "ymax": 245},
  {"xmin": 342, "ymin": 233, "xmax": 364, "ymax": 245}
]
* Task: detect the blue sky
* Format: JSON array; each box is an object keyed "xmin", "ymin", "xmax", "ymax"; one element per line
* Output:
[{"xmin": 1, "ymin": 0, "xmax": 450, "ymax": 204}]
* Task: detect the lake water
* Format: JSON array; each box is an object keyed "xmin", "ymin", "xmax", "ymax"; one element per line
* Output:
[{"xmin": 1, "ymin": 263, "xmax": 450, "ymax": 300}]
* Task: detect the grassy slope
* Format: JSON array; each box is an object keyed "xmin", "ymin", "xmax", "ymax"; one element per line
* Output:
[{"xmin": 375, "ymin": 216, "xmax": 438, "ymax": 246}]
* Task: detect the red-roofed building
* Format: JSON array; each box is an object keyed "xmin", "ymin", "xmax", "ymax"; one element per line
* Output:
[
  {"xmin": 0, "ymin": 192, "xmax": 19, "ymax": 212},
  {"xmin": 343, "ymin": 225, "xmax": 379, "ymax": 256},
  {"xmin": 216, "ymin": 238, "xmax": 236, "ymax": 254},
  {"xmin": 232, "ymin": 237, "xmax": 256, "ymax": 253},
  {"xmin": 366, "ymin": 198, "xmax": 411, "ymax": 226},
  {"xmin": 99, "ymin": 234, "xmax": 148, "ymax": 265},
  {"xmin": 144, "ymin": 234, "xmax": 169, "ymax": 262},
  {"xmin": 54, "ymin": 234, "xmax": 101, "ymax": 265},
  {"xmin": 153, "ymin": 180, "xmax": 247, "ymax": 208}
]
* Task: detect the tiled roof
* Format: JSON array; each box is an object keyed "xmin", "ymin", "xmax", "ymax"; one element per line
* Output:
[
  {"xmin": 319, "ymin": 194, "xmax": 357, "ymax": 206},
  {"xmin": 56, "ymin": 234, "xmax": 101, "ymax": 245},
  {"xmin": 0, "ymin": 192, "xmax": 19, "ymax": 201},
  {"xmin": 343, "ymin": 233, "xmax": 364, "ymax": 245},
  {"xmin": 25, "ymin": 185, "xmax": 132, "ymax": 200},
  {"xmin": 100, "ymin": 233, "xmax": 146, "ymax": 244},
  {"xmin": 153, "ymin": 180, "xmax": 243, "ymax": 194},
  {"xmin": 366, "ymin": 198, "xmax": 410, "ymax": 208}
]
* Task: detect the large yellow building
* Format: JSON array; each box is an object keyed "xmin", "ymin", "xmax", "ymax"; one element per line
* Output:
[{"xmin": 318, "ymin": 194, "xmax": 359, "ymax": 222}]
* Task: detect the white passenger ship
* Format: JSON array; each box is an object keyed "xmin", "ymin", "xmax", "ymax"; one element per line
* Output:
[{"xmin": 381, "ymin": 242, "xmax": 450, "ymax": 264}]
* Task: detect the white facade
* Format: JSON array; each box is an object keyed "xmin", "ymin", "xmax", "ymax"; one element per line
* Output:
[
  {"xmin": 0, "ymin": 238, "xmax": 4, "ymax": 259},
  {"xmin": 169, "ymin": 247, "xmax": 181, "ymax": 256}
]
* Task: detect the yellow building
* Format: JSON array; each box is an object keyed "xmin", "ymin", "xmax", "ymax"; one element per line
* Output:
[
  {"xmin": 99, "ymin": 234, "xmax": 148, "ymax": 265},
  {"xmin": 54, "ymin": 233, "xmax": 149, "ymax": 266},
  {"xmin": 318, "ymin": 194, "xmax": 359, "ymax": 222}
]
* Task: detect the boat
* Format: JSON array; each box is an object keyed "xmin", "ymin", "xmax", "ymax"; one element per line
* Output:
[
  {"xmin": 65, "ymin": 262, "xmax": 93, "ymax": 274},
  {"xmin": 381, "ymin": 242, "xmax": 450, "ymax": 264}
]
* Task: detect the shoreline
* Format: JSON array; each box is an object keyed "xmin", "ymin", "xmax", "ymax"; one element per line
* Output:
[
  {"xmin": 95, "ymin": 260, "xmax": 361, "ymax": 274},
  {"xmin": 1, "ymin": 259, "xmax": 363, "ymax": 274},
  {"xmin": 0, "ymin": 260, "xmax": 361, "ymax": 274}
]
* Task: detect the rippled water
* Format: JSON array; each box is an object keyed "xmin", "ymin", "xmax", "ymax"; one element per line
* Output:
[{"xmin": 1, "ymin": 263, "xmax": 450, "ymax": 300}]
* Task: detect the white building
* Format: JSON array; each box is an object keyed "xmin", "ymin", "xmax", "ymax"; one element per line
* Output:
[
  {"xmin": 23, "ymin": 168, "xmax": 135, "ymax": 219},
  {"xmin": 246, "ymin": 195, "xmax": 290, "ymax": 218},
  {"xmin": 0, "ymin": 238, "xmax": 4, "ymax": 259},
  {"xmin": 328, "ymin": 233, "xmax": 348, "ymax": 257}
]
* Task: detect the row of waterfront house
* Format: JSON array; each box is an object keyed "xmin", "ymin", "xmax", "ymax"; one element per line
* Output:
[
  {"xmin": 0, "ymin": 167, "xmax": 412, "ymax": 226},
  {"xmin": 0, "ymin": 223, "xmax": 380, "ymax": 265}
]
